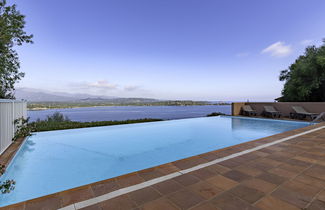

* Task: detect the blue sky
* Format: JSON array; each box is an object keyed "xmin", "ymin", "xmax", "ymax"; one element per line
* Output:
[{"xmin": 11, "ymin": 0, "xmax": 325, "ymax": 101}]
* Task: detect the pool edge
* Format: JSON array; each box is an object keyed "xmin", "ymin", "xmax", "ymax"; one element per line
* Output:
[{"xmin": 0, "ymin": 137, "xmax": 27, "ymax": 169}]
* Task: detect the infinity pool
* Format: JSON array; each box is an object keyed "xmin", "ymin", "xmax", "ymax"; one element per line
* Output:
[{"xmin": 0, "ymin": 116, "xmax": 310, "ymax": 206}]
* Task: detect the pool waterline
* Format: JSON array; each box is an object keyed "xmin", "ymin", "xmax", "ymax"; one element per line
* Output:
[{"xmin": 0, "ymin": 116, "xmax": 311, "ymax": 206}]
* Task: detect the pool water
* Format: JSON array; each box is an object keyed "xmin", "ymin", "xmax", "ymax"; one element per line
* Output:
[{"xmin": 0, "ymin": 116, "xmax": 310, "ymax": 206}]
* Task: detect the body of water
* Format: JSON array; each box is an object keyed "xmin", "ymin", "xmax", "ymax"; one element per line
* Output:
[{"xmin": 28, "ymin": 105, "xmax": 231, "ymax": 122}]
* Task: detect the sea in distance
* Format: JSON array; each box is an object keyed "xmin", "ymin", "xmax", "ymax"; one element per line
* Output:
[{"xmin": 28, "ymin": 105, "xmax": 231, "ymax": 122}]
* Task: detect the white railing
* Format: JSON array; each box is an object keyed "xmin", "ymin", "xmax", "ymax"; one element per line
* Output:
[{"xmin": 0, "ymin": 99, "xmax": 27, "ymax": 155}]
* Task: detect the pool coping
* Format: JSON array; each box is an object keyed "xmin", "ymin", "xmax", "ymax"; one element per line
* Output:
[
  {"xmin": 0, "ymin": 137, "xmax": 25, "ymax": 169},
  {"xmin": 1, "ymin": 122, "xmax": 324, "ymax": 209}
]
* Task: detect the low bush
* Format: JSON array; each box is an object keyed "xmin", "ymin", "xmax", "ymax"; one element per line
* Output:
[
  {"xmin": 0, "ymin": 164, "xmax": 15, "ymax": 194},
  {"xmin": 13, "ymin": 117, "xmax": 34, "ymax": 141},
  {"xmin": 31, "ymin": 116, "xmax": 162, "ymax": 132},
  {"xmin": 206, "ymin": 112, "xmax": 226, "ymax": 117}
]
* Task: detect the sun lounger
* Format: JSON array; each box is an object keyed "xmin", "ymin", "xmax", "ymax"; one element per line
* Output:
[
  {"xmin": 312, "ymin": 112, "xmax": 325, "ymax": 122},
  {"xmin": 241, "ymin": 105, "xmax": 257, "ymax": 116},
  {"xmin": 291, "ymin": 106, "xmax": 319, "ymax": 120},
  {"xmin": 263, "ymin": 106, "xmax": 281, "ymax": 118}
]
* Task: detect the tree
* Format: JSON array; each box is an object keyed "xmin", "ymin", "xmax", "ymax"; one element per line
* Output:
[
  {"xmin": 279, "ymin": 40, "xmax": 325, "ymax": 102},
  {"xmin": 0, "ymin": 0, "xmax": 32, "ymax": 194},
  {"xmin": 44, "ymin": 112, "xmax": 71, "ymax": 123},
  {"xmin": 0, "ymin": 0, "xmax": 33, "ymax": 99}
]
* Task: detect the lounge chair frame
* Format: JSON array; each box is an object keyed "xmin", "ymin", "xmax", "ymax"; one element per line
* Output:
[
  {"xmin": 263, "ymin": 106, "xmax": 281, "ymax": 118},
  {"xmin": 290, "ymin": 106, "xmax": 319, "ymax": 120},
  {"xmin": 241, "ymin": 105, "xmax": 257, "ymax": 116}
]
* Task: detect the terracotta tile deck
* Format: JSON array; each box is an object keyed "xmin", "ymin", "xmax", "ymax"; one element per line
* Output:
[{"xmin": 1, "ymin": 122, "xmax": 325, "ymax": 210}]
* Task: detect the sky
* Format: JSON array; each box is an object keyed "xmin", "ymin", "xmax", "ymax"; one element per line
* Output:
[{"xmin": 10, "ymin": 0, "xmax": 325, "ymax": 101}]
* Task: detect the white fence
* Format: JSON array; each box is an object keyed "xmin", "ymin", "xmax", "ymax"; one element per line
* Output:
[{"xmin": 0, "ymin": 99, "xmax": 27, "ymax": 155}]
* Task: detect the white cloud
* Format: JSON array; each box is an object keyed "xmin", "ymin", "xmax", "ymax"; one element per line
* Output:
[
  {"xmin": 67, "ymin": 81, "xmax": 149, "ymax": 97},
  {"xmin": 69, "ymin": 80, "xmax": 118, "ymax": 93},
  {"xmin": 300, "ymin": 39, "xmax": 313, "ymax": 46},
  {"xmin": 261, "ymin": 41, "xmax": 292, "ymax": 57},
  {"xmin": 88, "ymin": 80, "xmax": 118, "ymax": 90}
]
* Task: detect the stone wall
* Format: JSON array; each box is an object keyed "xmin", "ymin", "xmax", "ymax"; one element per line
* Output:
[{"xmin": 232, "ymin": 102, "xmax": 325, "ymax": 117}]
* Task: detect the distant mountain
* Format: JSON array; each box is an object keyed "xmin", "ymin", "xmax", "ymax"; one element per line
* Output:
[
  {"xmin": 80, "ymin": 97, "xmax": 107, "ymax": 101},
  {"xmin": 15, "ymin": 88, "xmax": 116, "ymax": 102},
  {"xmin": 14, "ymin": 88, "xmax": 159, "ymax": 103},
  {"xmin": 79, "ymin": 97, "xmax": 159, "ymax": 103},
  {"xmin": 15, "ymin": 88, "xmax": 229, "ymax": 107}
]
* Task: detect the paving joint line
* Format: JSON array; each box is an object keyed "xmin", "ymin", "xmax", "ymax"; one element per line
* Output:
[{"xmin": 251, "ymin": 161, "xmax": 315, "ymax": 207}]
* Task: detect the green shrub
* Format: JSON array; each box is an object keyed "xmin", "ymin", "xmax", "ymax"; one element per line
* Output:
[
  {"xmin": 206, "ymin": 112, "xmax": 226, "ymax": 117},
  {"xmin": 30, "ymin": 113, "xmax": 162, "ymax": 132},
  {"xmin": 36, "ymin": 111, "xmax": 71, "ymax": 123},
  {"xmin": 0, "ymin": 164, "xmax": 15, "ymax": 194},
  {"xmin": 13, "ymin": 117, "xmax": 34, "ymax": 141}
]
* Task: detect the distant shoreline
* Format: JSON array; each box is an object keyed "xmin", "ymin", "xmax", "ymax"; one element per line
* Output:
[
  {"xmin": 27, "ymin": 103, "xmax": 231, "ymax": 111},
  {"xmin": 28, "ymin": 104, "xmax": 232, "ymax": 122}
]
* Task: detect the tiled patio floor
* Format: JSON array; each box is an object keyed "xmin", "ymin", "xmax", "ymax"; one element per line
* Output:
[{"xmin": 2, "ymin": 123, "xmax": 325, "ymax": 210}]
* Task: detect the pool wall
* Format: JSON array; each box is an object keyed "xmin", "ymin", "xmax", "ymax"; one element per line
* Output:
[{"xmin": 232, "ymin": 102, "xmax": 325, "ymax": 117}]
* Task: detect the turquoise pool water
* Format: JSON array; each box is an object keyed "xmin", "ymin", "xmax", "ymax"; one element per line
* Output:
[{"xmin": 0, "ymin": 116, "xmax": 310, "ymax": 206}]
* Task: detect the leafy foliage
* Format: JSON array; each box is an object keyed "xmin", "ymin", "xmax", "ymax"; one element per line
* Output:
[
  {"xmin": 0, "ymin": 0, "xmax": 33, "ymax": 99},
  {"xmin": 40, "ymin": 111, "xmax": 71, "ymax": 123},
  {"xmin": 12, "ymin": 112, "xmax": 162, "ymax": 132},
  {"xmin": 13, "ymin": 117, "xmax": 34, "ymax": 141},
  {"xmin": 0, "ymin": 164, "xmax": 15, "ymax": 194},
  {"xmin": 206, "ymin": 112, "xmax": 226, "ymax": 117},
  {"xmin": 31, "ymin": 117, "xmax": 162, "ymax": 132},
  {"xmin": 279, "ymin": 40, "xmax": 325, "ymax": 101}
]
